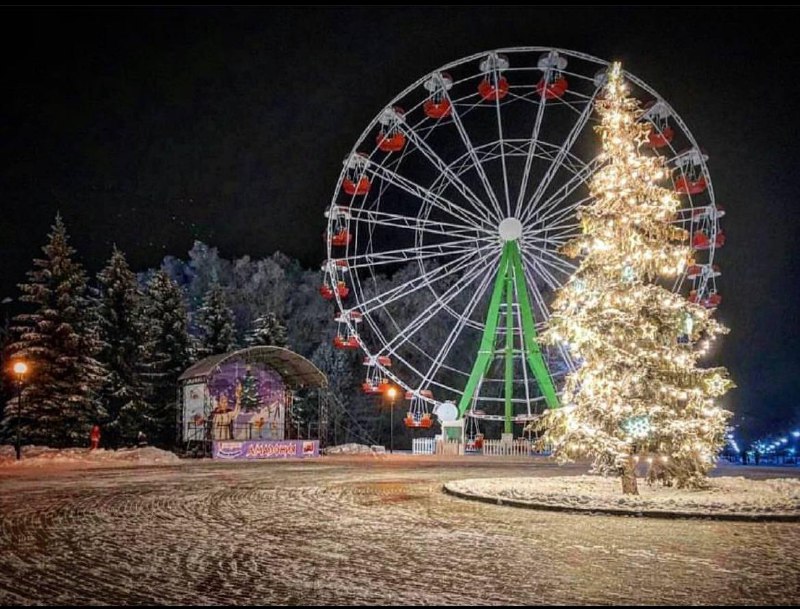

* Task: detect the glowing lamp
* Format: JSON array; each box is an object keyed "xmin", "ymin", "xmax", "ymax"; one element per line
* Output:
[{"xmin": 12, "ymin": 361, "xmax": 28, "ymax": 376}]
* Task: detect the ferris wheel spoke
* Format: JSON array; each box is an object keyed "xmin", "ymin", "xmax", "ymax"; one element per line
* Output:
[
  {"xmin": 349, "ymin": 211, "xmax": 496, "ymax": 241},
  {"xmin": 520, "ymin": 260, "xmax": 554, "ymax": 326},
  {"xmin": 398, "ymin": 124, "xmax": 499, "ymax": 223},
  {"xmin": 521, "ymin": 243, "xmax": 577, "ymax": 277},
  {"xmin": 445, "ymin": 92, "xmax": 506, "ymax": 221},
  {"xmin": 365, "ymin": 161, "xmax": 489, "ymax": 229},
  {"xmin": 522, "ymin": 157, "xmax": 601, "ymax": 227},
  {"xmin": 515, "ymin": 69, "xmax": 550, "ymax": 219},
  {"xmin": 534, "ymin": 192, "xmax": 592, "ymax": 228},
  {"xmin": 491, "ymin": 65, "xmax": 513, "ymax": 217},
  {"xmin": 344, "ymin": 238, "xmax": 492, "ymax": 270},
  {"xmin": 522, "ymin": 251, "xmax": 564, "ymax": 292},
  {"xmin": 355, "ymin": 207, "xmax": 496, "ymax": 236},
  {"xmin": 381, "ymin": 248, "xmax": 497, "ymax": 354},
  {"xmin": 417, "ymin": 259, "xmax": 497, "ymax": 387},
  {"xmin": 520, "ymin": 92, "xmax": 600, "ymax": 224},
  {"xmin": 525, "ymin": 196, "xmax": 588, "ymax": 237},
  {"xmin": 357, "ymin": 244, "xmax": 494, "ymax": 316},
  {"xmin": 525, "ymin": 212, "xmax": 583, "ymax": 239}
]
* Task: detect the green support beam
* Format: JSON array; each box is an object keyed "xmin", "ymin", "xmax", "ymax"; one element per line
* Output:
[
  {"xmin": 504, "ymin": 270, "xmax": 514, "ymax": 434},
  {"xmin": 457, "ymin": 244, "xmax": 510, "ymax": 418},
  {"xmin": 457, "ymin": 240, "xmax": 560, "ymax": 431},
  {"xmin": 508, "ymin": 244, "xmax": 559, "ymax": 410}
]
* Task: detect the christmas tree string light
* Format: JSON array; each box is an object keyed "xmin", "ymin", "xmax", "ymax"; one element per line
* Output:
[{"xmin": 535, "ymin": 62, "xmax": 734, "ymax": 494}]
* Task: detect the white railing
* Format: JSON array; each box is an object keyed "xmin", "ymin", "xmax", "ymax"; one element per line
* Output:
[
  {"xmin": 435, "ymin": 439, "xmax": 463, "ymax": 456},
  {"xmin": 412, "ymin": 438, "xmax": 534, "ymax": 457},
  {"xmin": 482, "ymin": 439, "xmax": 532, "ymax": 457},
  {"xmin": 412, "ymin": 437, "xmax": 436, "ymax": 455}
]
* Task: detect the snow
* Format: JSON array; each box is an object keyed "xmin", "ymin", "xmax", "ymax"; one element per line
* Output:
[
  {"xmin": 445, "ymin": 475, "xmax": 800, "ymax": 518},
  {"xmin": 0, "ymin": 445, "xmax": 181, "ymax": 467},
  {"xmin": 322, "ymin": 443, "xmax": 386, "ymax": 456}
]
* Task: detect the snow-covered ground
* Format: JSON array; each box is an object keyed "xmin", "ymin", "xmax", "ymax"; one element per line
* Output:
[
  {"xmin": 0, "ymin": 444, "xmax": 181, "ymax": 467},
  {"xmin": 323, "ymin": 442, "xmax": 386, "ymax": 456},
  {"xmin": 445, "ymin": 475, "xmax": 800, "ymax": 518},
  {"xmin": 0, "ymin": 458, "xmax": 798, "ymax": 605}
]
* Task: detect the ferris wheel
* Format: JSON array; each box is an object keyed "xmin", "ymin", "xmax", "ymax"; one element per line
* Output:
[{"xmin": 321, "ymin": 47, "xmax": 725, "ymax": 433}]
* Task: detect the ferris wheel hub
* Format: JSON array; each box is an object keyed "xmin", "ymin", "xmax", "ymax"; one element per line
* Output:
[{"xmin": 498, "ymin": 217, "xmax": 523, "ymax": 242}]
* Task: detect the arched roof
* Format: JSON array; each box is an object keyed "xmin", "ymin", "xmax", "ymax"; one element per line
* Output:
[{"xmin": 178, "ymin": 346, "xmax": 328, "ymax": 390}]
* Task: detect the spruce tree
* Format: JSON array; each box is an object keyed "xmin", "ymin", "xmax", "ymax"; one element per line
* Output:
[
  {"xmin": 96, "ymin": 246, "xmax": 149, "ymax": 446},
  {"xmin": 141, "ymin": 269, "xmax": 192, "ymax": 446},
  {"xmin": 197, "ymin": 284, "xmax": 237, "ymax": 357},
  {"xmin": 246, "ymin": 311, "xmax": 287, "ymax": 348},
  {"xmin": 3, "ymin": 215, "xmax": 106, "ymax": 447},
  {"xmin": 537, "ymin": 64, "xmax": 733, "ymax": 492}
]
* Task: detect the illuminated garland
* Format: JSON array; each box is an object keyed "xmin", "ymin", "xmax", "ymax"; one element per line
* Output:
[{"xmin": 537, "ymin": 63, "xmax": 734, "ymax": 490}]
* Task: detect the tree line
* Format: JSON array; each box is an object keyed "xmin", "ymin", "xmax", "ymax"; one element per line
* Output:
[{"xmin": 0, "ymin": 214, "xmax": 347, "ymax": 449}]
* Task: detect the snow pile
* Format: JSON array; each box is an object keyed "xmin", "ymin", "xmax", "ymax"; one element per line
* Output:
[
  {"xmin": 323, "ymin": 443, "xmax": 385, "ymax": 456},
  {"xmin": 0, "ymin": 445, "xmax": 181, "ymax": 467},
  {"xmin": 445, "ymin": 475, "xmax": 800, "ymax": 518}
]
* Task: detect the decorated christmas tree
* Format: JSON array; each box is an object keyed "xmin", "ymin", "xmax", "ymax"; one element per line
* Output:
[{"xmin": 537, "ymin": 63, "xmax": 733, "ymax": 493}]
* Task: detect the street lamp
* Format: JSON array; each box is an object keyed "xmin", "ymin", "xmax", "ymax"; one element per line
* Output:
[
  {"xmin": 11, "ymin": 360, "xmax": 29, "ymax": 461},
  {"xmin": 386, "ymin": 386, "xmax": 397, "ymax": 454}
]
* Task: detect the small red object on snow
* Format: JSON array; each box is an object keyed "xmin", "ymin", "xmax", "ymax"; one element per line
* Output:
[{"xmin": 90, "ymin": 425, "xmax": 101, "ymax": 450}]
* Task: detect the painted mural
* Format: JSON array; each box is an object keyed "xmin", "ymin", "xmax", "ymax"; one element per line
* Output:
[{"xmin": 207, "ymin": 360, "xmax": 288, "ymax": 441}]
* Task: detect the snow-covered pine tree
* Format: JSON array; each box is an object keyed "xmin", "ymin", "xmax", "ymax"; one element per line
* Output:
[
  {"xmin": 141, "ymin": 269, "xmax": 192, "ymax": 446},
  {"xmin": 197, "ymin": 283, "xmax": 236, "ymax": 357},
  {"xmin": 95, "ymin": 246, "xmax": 150, "ymax": 446},
  {"xmin": 246, "ymin": 311, "xmax": 287, "ymax": 348},
  {"xmin": 2, "ymin": 214, "xmax": 106, "ymax": 447},
  {"xmin": 537, "ymin": 64, "xmax": 733, "ymax": 493}
]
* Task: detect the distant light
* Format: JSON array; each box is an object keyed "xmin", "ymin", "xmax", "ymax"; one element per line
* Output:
[
  {"xmin": 12, "ymin": 361, "xmax": 28, "ymax": 376},
  {"xmin": 386, "ymin": 387, "xmax": 397, "ymax": 399},
  {"xmin": 792, "ymin": 431, "xmax": 800, "ymax": 438},
  {"xmin": 781, "ymin": 438, "xmax": 789, "ymax": 444}
]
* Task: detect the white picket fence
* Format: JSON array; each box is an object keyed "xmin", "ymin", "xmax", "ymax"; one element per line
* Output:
[
  {"xmin": 481, "ymin": 439, "xmax": 532, "ymax": 457},
  {"xmin": 412, "ymin": 437, "xmax": 436, "ymax": 455},
  {"xmin": 412, "ymin": 437, "xmax": 533, "ymax": 457}
]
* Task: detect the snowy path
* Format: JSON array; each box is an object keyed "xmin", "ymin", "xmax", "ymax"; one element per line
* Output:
[{"xmin": 0, "ymin": 458, "xmax": 798, "ymax": 605}]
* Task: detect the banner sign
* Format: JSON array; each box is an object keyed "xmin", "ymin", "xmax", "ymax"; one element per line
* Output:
[{"xmin": 212, "ymin": 439, "xmax": 320, "ymax": 460}]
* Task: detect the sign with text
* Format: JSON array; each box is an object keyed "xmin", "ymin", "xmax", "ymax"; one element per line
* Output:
[{"xmin": 212, "ymin": 439, "xmax": 320, "ymax": 460}]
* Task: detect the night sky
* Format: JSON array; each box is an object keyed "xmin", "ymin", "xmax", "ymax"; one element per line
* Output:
[{"xmin": 1, "ymin": 7, "xmax": 798, "ymax": 439}]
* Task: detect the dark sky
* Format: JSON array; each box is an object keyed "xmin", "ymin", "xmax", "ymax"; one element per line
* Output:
[{"xmin": 1, "ymin": 7, "xmax": 798, "ymax": 438}]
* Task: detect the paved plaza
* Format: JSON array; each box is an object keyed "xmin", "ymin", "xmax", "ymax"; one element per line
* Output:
[{"xmin": 0, "ymin": 457, "xmax": 798, "ymax": 605}]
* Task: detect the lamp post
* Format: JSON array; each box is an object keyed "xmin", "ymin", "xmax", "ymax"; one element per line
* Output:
[
  {"xmin": 386, "ymin": 386, "xmax": 397, "ymax": 454},
  {"xmin": 12, "ymin": 361, "xmax": 28, "ymax": 461}
]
